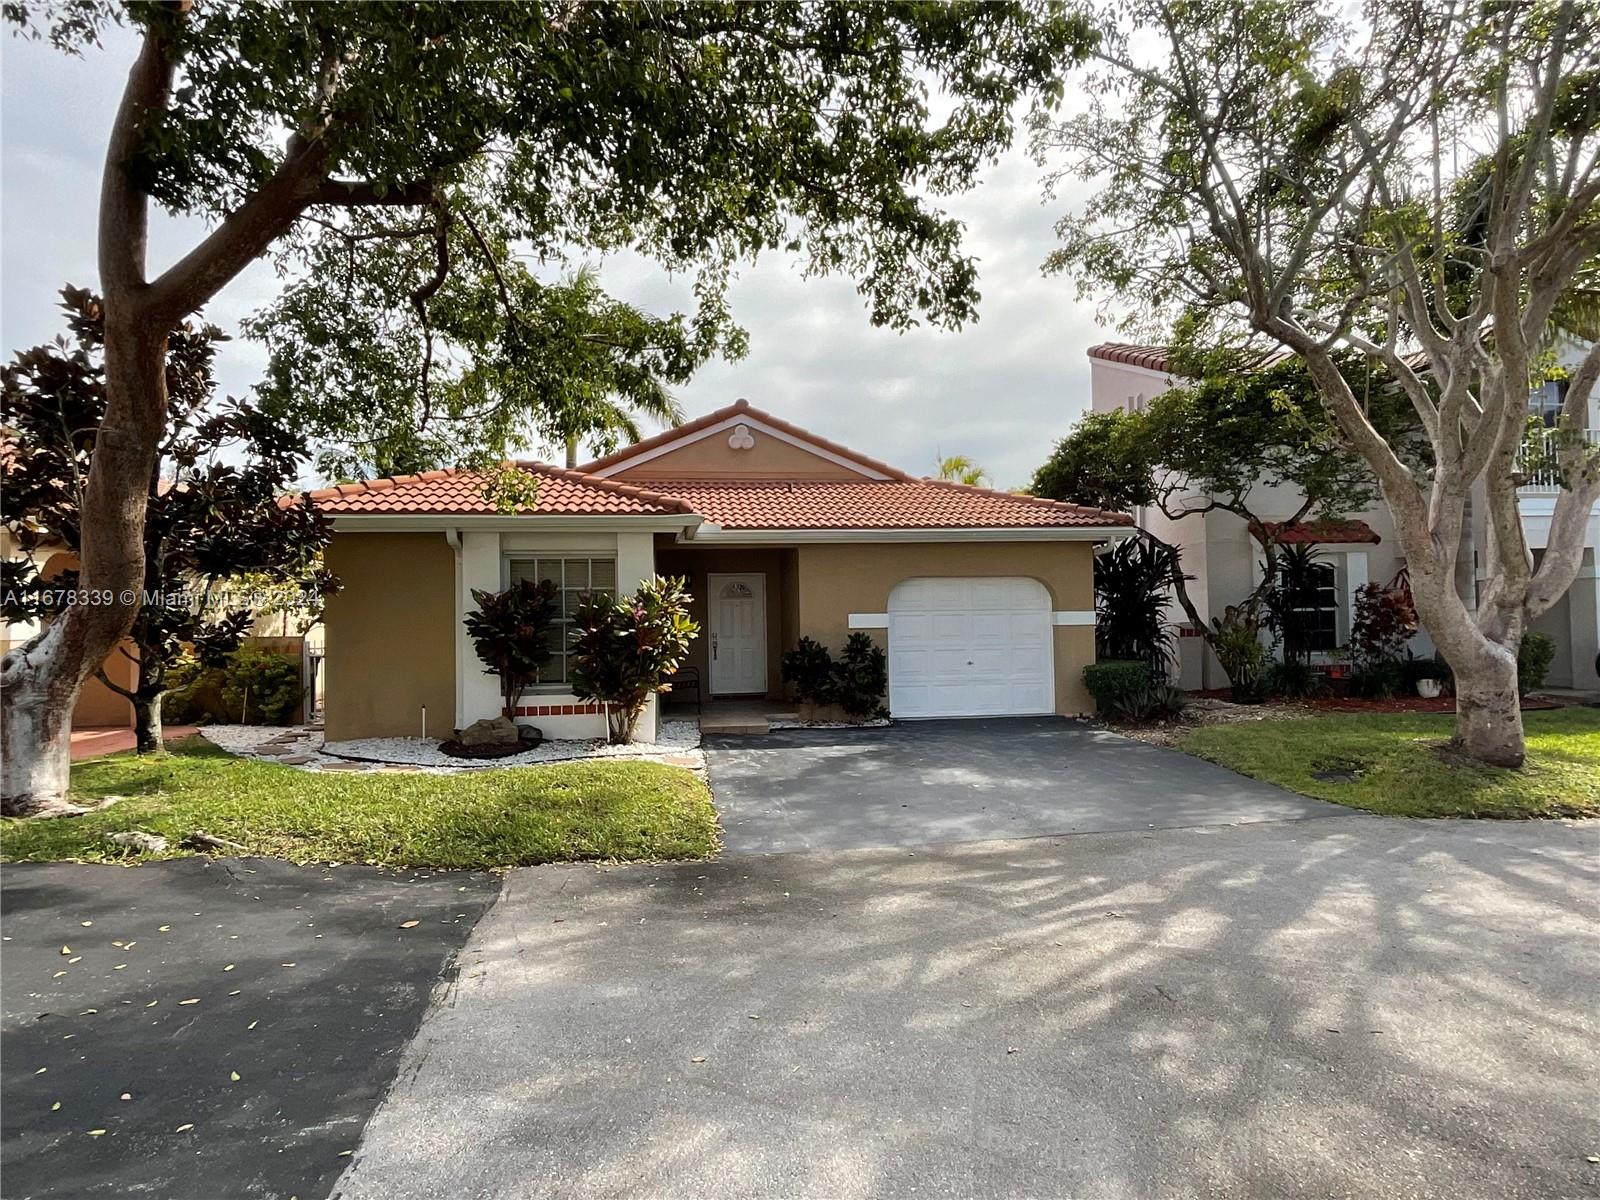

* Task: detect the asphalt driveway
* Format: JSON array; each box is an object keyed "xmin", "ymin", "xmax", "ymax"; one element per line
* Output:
[
  {"xmin": 333, "ymin": 817, "xmax": 1600, "ymax": 1200},
  {"xmin": 1, "ymin": 857, "xmax": 498, "ymax": 1200},
  {"xmin": 706, "ymin": 717, "xmax": 1345, "ymax": 856}
]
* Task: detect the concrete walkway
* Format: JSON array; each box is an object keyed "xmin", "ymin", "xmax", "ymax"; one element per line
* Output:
[
  {"xmin": 706, "ymin": 717, "xmax": 1343, "ymax": 856},
  {"xmin": 335, "ymin": 818, "xmax": 1600, "ymax": 1200},
  {"xmin": 69, "ymin": 725, "xmax": 198, "ymax": 760}
]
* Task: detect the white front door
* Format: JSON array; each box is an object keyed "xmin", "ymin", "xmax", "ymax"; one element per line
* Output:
[
  {"xmin": 709, "ymin": 573, "xmax": 767, "ymax": 694},
  {"xmin": 887, "ymin": 577, "xmax": 1054, "ymax": 718}
]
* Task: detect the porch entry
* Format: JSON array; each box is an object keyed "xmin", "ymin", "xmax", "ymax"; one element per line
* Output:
[{"xmin": 708, "ymin": 572, "xmax": 767, "ymax": 694}]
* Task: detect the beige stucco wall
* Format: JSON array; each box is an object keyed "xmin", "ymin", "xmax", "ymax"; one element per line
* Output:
[
  {"xmin": 792, "ymin": 542, "xmax": 1098, "ymax": 715},
  {"xmin": 323, "ymin": 532, "xmax": 455, "ymax": 741},
  {"xmin": 656, "ymin": 544, "xmax": 788, "ymax": 698},
  {"xmin": 611, "ymin": 429, "xmax": 868, "ymax": 480}
]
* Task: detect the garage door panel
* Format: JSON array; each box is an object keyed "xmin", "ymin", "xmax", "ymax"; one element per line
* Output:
[
  {"xmin": 894, "ymin": 613, "xmax": 933, "ymax": 642},
  {"xmin": 887, "ymin": 577, "xmax": 1055, "ymax": 719},
  {"xmin": 970, "ymin": 613, "xmax": 1013, "ymax": 643},
  {"xmin": 1009, "ymin": 647, "xmax": 1047, "ymax": 675},
  {"xmin": 968, "ymin": 647, "xmax": 1012, "ymax": 675}
]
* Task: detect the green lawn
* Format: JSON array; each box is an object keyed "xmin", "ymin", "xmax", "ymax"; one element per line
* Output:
[
  {"xmin": 0, "ymin": 737, "xmax": 719, "ymax": 868},
  {"xmin": 1181, "ymin": 708, "xmax": 1600, "ymax": 818}
]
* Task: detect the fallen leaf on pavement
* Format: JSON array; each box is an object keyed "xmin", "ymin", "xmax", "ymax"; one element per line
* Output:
[
  {"xmin": 175, "ymin": 1123, "xmax": 194, "ymax": 1133},
  {"xmin": 398, "ymin": 920, "xmax": 420, "ymax": 929},
  {"xmin": 178, "ymin": 998, "xmax": 200, "ymax": 1005}
]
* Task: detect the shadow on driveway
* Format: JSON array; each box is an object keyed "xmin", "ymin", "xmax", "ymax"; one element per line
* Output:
[
  {"xmin": 333, "ymin": 817, "xmax": 1600, "ymax": 1200},
  {"xmin": 1, "ymin": 856, "xmax": 498, "ymax": 1200},
  {"xmin": 706, "ymin": 716, "xmax": 1347, "ymax": 856}
]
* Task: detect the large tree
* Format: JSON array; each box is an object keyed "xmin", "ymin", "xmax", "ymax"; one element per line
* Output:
[
  {"xmin": 3, "ymin": 287, "xmax": 334, "ymax": 759},
  {"xmin": 1037, "ymin": 0, "xmax": 1600, "ymax": 765},
  {"xmin": 249, "ymin": 220, "xmax": 714, "ymax": 478},
  {"xmin": 0, "ymin": 1, "xmax": 1088, "ymax": 813},
  {"xmin": 1032, "ymin": 351, "xmax": 1406, "ymax": 697}
]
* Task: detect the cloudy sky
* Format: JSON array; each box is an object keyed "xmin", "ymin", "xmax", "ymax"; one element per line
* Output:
[{"xmin": 2, "ymin": 25, "xmax": 1122, "ymax": 491}]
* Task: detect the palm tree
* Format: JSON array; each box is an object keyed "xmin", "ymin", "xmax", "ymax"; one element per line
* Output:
[
  {"xmin": 934, "ymin": 453, "xmax": 989, "ymax": 487},
  {"xmin": 540, "ymin": 267, "xmax": 688, "ymax": 467},
  {"xmin": 558, "ymin": 384, "xmax": 682, "ymax": 468}
]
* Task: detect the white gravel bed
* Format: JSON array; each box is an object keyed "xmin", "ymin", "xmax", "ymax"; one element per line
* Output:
[
  {"xmin": 200, "ymin": 721, "xmax": 703, "ymax": 774},
  {"xmin": 198, "ymin": 725, "xmax": 304, "ymax": 753}
]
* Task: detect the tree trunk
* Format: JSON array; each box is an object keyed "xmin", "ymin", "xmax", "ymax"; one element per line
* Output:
[
  {"xmin": 610, "ymin": 703, "xmax": 643, "ymax": 744},
  {"xmin": 133, "ymin": 692, "xmax": 164, "ymax": 755},
  {"xmin": 0, "ymin": 323, "xmax": 170, "ymax": 813},
  {"xmin": 1, "ymin": 626, "xmax": 80, "ymax": 816},
  {"xmin": 1450, "ymin": 641, "xmax": 1525, "ymax": 768},
  {"xmin": 565, "ymin": 437, "xmax": 579, "ymax": 469}
]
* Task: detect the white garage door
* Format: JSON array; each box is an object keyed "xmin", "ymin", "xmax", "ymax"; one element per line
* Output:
[{"xmin": 887, "ymin": 578, "xmax": 1054, "ymax": 719}]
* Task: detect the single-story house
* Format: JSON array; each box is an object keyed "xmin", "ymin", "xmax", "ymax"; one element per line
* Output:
[{"xmin": 312, "ymin": 399, "xmax": 1134, "ymax": 742}]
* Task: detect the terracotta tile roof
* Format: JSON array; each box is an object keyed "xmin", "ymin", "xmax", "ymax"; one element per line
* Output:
[
  {"xmin": 623, "ymin": 478, "xmax": 1131, "ymax": 530},
  {"xmin": 1090, "ymin": 341, "xmax": 1431, "ymax": 377},
  {"xmin": 306, "ymin": 463, "xmax": 694, "ymax": 516},
  {"xmin": 1088, "ymin": 342, "xmax": 1297, "ymax": 374},
  {"xmin": 577, "ymin": 398, "xmax": 914, "ymax": 481},
  {"xmin": 1249, "ymin": 518, "xmax": 1381, "ymax": 545}
]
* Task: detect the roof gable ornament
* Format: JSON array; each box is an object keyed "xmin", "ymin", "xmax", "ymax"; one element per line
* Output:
[{"xmin": 727, "ymin": 423, "xmax": 756, "ymax": 451}]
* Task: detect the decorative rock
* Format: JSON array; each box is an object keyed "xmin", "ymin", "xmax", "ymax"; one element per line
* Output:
[
  {"xmin": 107, "ymin": 831, "xmax": 169, "ymax": 853},
  {"xmin": 279, "ymin": 755, "xmax": 317, "ymax": 765},
  {"xmin": 458, "ymin": 716, "xmax": 520, "ymax": 747},
  {"xmin": 517, "ymin": 724, "xmax": 544, "ymax": 745},
  {"xmin": 317, "ymin": 762, "xmax": 371, "ymax": 772}
]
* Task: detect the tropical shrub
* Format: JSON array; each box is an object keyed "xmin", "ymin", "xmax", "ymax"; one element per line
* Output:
[
  {"xmin": 1517, "ymin": 632, "xmax": 1556, "ymax": 694},
  {"xmin": 1349, "ymin": 581, "xmax": 1417, "ymax": 667},
  {"xmin": 1264, "ymin": 544, "xmax": 1330, "ymax": 665},
  {"xmin": 1082, "ymin": 660, "xmax": 1153, "ymax": 713},
  {"xmin": 570, "ymin": 576, "xmax": 699, "ymax": 743},
  {"xmin": 1105, "ymin": 682, "xmax": 1189, "ymax": 723},
  {"xmin": 464, "ymin": 579, "xmax": 561, "ymax": 718},
  {"xmin": 161, "ymin": 653, "xmax": 221, "ymax": 723},
  {"xmin": 1211, "ymin": 613, "xmax": 1268, "ymax": 703},
  {"xmin": 781, "ymin": 637, "xmax": 836, "ymax": 713},
  {"xmin": 1350, "ymin": 660, "xmax": 1404, "ymax": 699},
  {"xmin": 218, "ymin": 647, "xmax": 303, "ymax": 725},
  {"xmin": 1094, "ymin": 537, "xmax": 1180, "ymax": 675},
  {"xmin": 1347, "ymin": 580, "xmax": 1418, "ymax": 700},
  {"xmin": 831, "ymin": 632, "xmax": 889, "ymax": 721},
  {"xmin": 1264, "ymin": 656, "xmax": 1328, "ymax": 700}
]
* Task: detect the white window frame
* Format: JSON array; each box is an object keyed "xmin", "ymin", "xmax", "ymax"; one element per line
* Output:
[{"xmin": 505, "ymin": 555, "xmax": 616, "ymax": 691}]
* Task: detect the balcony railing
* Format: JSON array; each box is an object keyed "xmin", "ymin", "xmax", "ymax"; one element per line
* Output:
[{"xmin": 1516, "ymin": 427, "xmax": 1600, "ymax": 491}]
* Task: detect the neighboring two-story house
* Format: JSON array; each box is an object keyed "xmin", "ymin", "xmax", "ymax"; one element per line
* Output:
[{"xmin": 1088, "ymin": 339, "xmax": 1600, "ymax": 692}]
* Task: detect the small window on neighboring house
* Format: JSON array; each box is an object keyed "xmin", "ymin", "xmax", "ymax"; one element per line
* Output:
[
  {"xmin": 1529, "ymin": 379, "xmax": 1568, "ymax": 428},
  {"xmin": 507, "ymin": 557, "xmax": 616, "ymax": 687},
  {"xmin": 1297, "ymin": 560, "xmax": 1340, "ymax": 652}
]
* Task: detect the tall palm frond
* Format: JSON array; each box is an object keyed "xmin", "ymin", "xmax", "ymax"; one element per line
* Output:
[{"xmin": 935, "ymin": 454, "xmax": 989, "ymax": 486}]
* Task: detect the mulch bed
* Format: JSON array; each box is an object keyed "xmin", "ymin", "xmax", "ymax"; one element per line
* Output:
[
  {"xmin": 437, "ymin": 739, "xmax": 538, "ymax": 759},
  {"xmin": 1191, "ymin": 688, "xmax": 1559, "ymax": 714}
]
